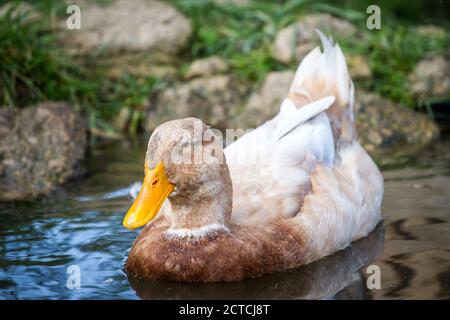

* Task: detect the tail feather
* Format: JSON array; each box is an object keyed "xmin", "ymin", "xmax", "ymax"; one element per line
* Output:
[
  {"xmin": 277, "ymin": 96, "xmax": 335, "ymax": 139},
  {"xmin": 287, "ymin": 29, "xmax": 356, "ymax": 143}
]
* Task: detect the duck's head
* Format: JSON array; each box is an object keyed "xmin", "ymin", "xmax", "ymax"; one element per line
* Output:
[{"xmin": 123, "ymin": 118, "xmax": 232, "ymax": 230}]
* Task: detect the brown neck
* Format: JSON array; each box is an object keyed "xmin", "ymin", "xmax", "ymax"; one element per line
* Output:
[
  {"xmin": 168, "ymin": 194, "xmax": 231, "ymax": 230},
  {"xmin": 167, "ymin": 165, "xmax": 233, "ymax": 231}
]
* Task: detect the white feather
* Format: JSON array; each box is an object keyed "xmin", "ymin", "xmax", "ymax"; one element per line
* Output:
[
  {"xmin": 225, "ymin": 30, "xmax": 358, "ymax": 223},
  {"xmin": 165, "ymin": 223, "xmax": 229, "ymax": 238},
  {"xmin": 277, "ymin": 96, "xmax": 335, "ymax": 139},
  {"xmin": 288, "ymin": 29, "xmax": 352, "ymax": 113}
]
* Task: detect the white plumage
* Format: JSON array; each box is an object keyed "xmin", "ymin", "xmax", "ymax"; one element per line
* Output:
[{"xmin": 223, "ymin": 30, "xmax": 383, "ymax": 257}]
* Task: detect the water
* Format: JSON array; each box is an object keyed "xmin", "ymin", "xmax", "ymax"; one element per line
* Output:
[{"xmin": 0, "ymin": 137, "xmax": 449, "ymax": 300}]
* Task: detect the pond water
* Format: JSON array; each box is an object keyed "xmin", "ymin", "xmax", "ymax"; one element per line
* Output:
[{"xmin": 0, "ymin": 136, "xmax": 449, "ymax": 300}]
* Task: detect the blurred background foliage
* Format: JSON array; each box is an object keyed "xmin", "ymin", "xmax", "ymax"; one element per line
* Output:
[{"xmin": 0, "ymin": 0, "xmax": 448, "ymax": 133}]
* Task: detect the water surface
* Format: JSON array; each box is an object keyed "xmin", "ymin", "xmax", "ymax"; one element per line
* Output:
[{"xmin": 0, "ymin": 137, "xmax": 449, "ymax": 299}]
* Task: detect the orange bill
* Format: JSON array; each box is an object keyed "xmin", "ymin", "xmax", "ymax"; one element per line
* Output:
[{"xmin": 123, "ymin": 161, "xmax": 174, "ymax": 230}]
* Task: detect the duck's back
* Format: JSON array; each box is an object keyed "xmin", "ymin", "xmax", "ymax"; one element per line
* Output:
[
  {"xmin": 225, "ymin": 105, "xmax": 335, "ymax": 224},
  {"xmin": 225, "ymin": 32, "xmax": 362, "ymax": 225}
]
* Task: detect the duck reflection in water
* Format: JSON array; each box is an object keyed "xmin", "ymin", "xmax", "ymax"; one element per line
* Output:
[{"xmin": 127, "ymin": 223, "xmax": 384, "ymax": 300}]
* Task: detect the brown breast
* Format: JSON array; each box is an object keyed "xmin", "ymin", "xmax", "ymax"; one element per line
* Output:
[{"xmin": 126, "ymin": 221, "xmax": 309, "ymax": 282}]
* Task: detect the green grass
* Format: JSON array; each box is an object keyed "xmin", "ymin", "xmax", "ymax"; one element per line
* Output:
[
  {"xmin": 0, "ymin": 0, "xmax": 448, "ymax": 135},
  {"xmin": 365, "ymin": 25, "xmax": 448, "ymax": 107},
  {"xmin": 335, "ymin": 23, "xmax": 449, "ymax": 107},
  {"xmin": 171, "ymin": 0, "xmax": 449, "ymax": 106},
  {"xmin": 0, "ymin": 5, "xmax": 86, "ymax": 108},
  {"xmin": 0, "ymin": 1, "xmax": 161, "ymax": 135}
]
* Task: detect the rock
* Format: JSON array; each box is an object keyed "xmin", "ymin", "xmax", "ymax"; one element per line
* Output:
[
  {"xmin": 346, "ymin": 53, "xmax": 372, "ymax": 80},
  {"xmin": 184, "ymin": 56, "xmax": 229, "ymax": 79},
  {"xmin": 145, "ymin": 75, "xmax": 247, "ymax": 131},
  {"xmin": 214, "ymin": 0, "xmax": 249, "ymax": 5},
  {"xmin": 273, "ymin": 13, "xmax": 359, "ymax": 64},
  {"xmin": 0, "ymin": 102, "xmax": 87, "ymax": 201},
  {"xmin": 355, "ymin": 92, "xmax": 439, "ymax": 153},
  {"xmin": 114, "ymin": 107, "xmax": 133, "ymax": 132},
  {"xmin": 98, "ymin": 52, "xmax": 178, "ymax": 80},
  {"xmin": 409, "ymin": 55, "xmax": 450, "ymax": 101},
  {"xmin": 60, "ymin": 0, "xmax": 192, "ymax": 56},
  {"xmin": 232, "ymin": 71, "xmax": 294, "ymax": 128},
  {"xmin": 415, "ymin": 25, "xmax": 447, "ymax": 38},
  {"xmin": 0, "ymin": 2, "xmax": 42, "ymax": 22}
]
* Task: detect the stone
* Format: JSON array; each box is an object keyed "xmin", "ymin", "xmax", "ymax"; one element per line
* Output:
[
  {"xmin": 346, "ymin": 53, "xmax": 372, "ymax": 80},
  {"xmin": 60, "ymin": 0, "xmax": 192, "ymax": 56},
  {"xmin": 0, "ymin": 102, "xmax": 87, "ymax": 201},
  {"xmin": 145, "ymin": 75, "xmax": 247, "ymax": 132},
  {"xmin": 231, "ymin": 71, "xmax": 294, "ymax": 128},
  {"xmin": 355, "ymin": 91, "xmax": 439, "ymax": 152},
  {"xmin": 409, "ymin": 55, "xmax": 450, "ymax": 101},
  {"xmin": 273, "ymin": 13, "xmax": 359, "ymax": 64},
  {"xmin": 214, "ymin": 0, "xmax": 249, "ymax": 5},
  {"xmin": 184, "ymin": 56, "xmax": 229, "ymax": 79},
  {"xmin": 98, "ymin": 52, "xmax": 178, "ymax": 80},
  {"xmin": 415, "ymin": 25, "xmax": 447, "ymax": 38}
]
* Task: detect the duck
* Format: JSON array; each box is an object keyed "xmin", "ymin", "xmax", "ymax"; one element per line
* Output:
[{"xmin": 122, "ymin": 32, "xmax": 384, "ymax": 283}]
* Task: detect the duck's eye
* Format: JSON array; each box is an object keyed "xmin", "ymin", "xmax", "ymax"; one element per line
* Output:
[{"xmin": 152, "ymin": 179, "xmax": 158, "ymax": 186}]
